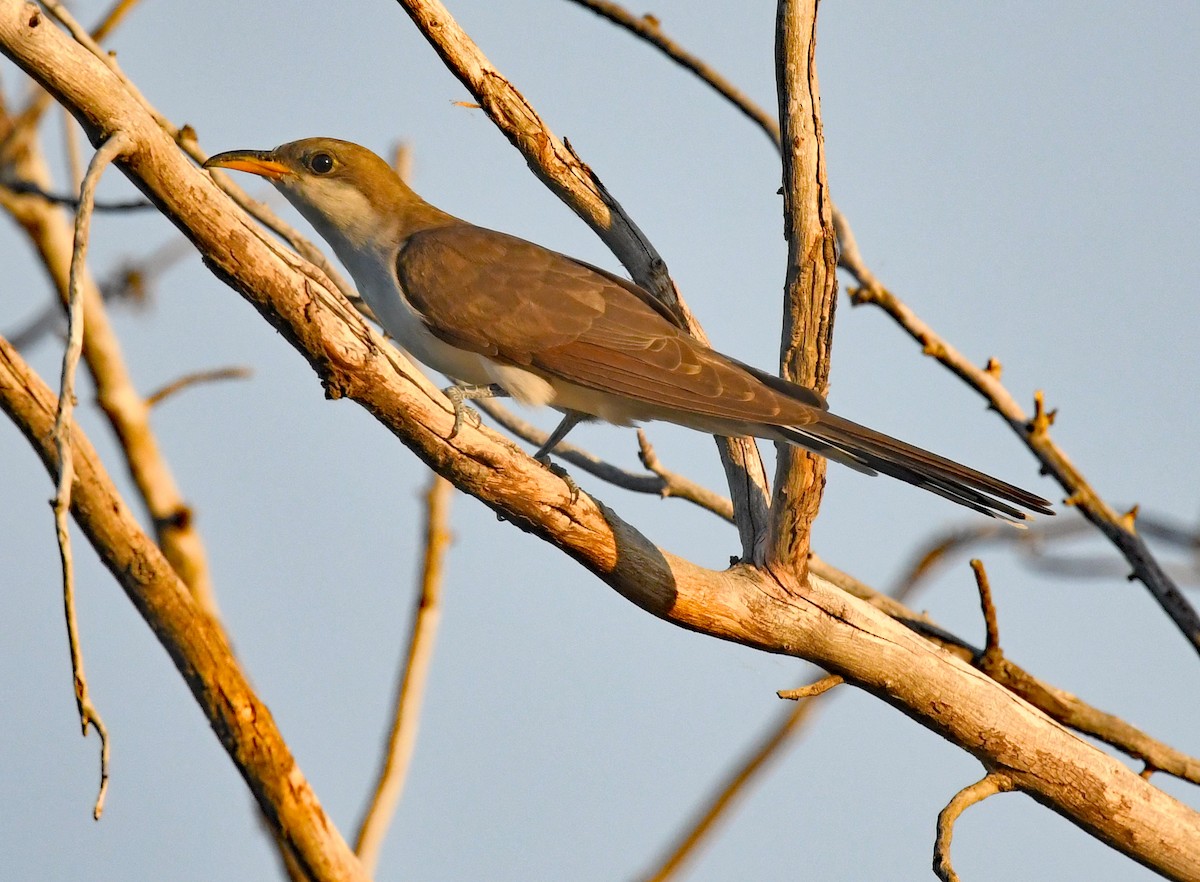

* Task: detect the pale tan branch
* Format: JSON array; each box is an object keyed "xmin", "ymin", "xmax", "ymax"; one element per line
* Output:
[
  {"xmin": 392, "ymin": 0, "xmax": 772, "ymax": 562},
  {"xmin": 767, "ymin": 0, "xmax": 835, "ymax": 574},
  {"xmin": 934, "ymin": 773, "xmax": 1014, "ymax": 882},
  {"xmin": 0, "ymin": 335, "xmax": 368, "ymax": 882},
  {"xmin": 145, "ymin": 366, "xmax": 252, "ymax": 407},
  {"xmin": 0, "ymin": 0, "xmax": 141, "ymax": 161},
  {"xmin": 777, "ymin": 673, "xmax": 843, "ymax": 701},
  {"xmin": 969, "ymin": 559, "xmax": 1001, "ymax": 667},
  {"xmin": 836, "ymin": 210, "xmax": 1200, "ymax": 654},
  {"xmin": 355, "ymin": 474, "xmax": 453, "ymax": 873},
  {"xmin": 813, "ymin": 556, "xmax": 1200, "ymax": 787}
]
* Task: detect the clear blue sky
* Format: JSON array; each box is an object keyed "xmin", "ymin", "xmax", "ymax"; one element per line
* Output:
[{"xmin": 3, "ymin": 2, "xmax": 1198, "ymax": 880}]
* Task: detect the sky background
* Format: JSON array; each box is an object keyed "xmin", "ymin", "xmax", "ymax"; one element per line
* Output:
[{"xmin": 3, "ymin": 2, "xmax": 1200, "ymax": 880}]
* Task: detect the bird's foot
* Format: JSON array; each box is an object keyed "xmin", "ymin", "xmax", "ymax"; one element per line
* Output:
[
  {"xmin": 536, "ymin": 453, "xmax": 580, "ymax": 504},
  {"xmin": 442, "ymin": 383, "xmax": 503, "ymax": 439}
]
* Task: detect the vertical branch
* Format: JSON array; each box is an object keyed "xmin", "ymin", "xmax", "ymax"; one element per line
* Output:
[
  {"xmin": 767, "ymin": 0, "xmax": 837, "ymax": 577},
  {"xmin": 50, "ymin": 131, "xmax": 132, "ymax": 819},
  {"xmin": 355, "ymin": 474, "xmax": 453, "ymax": 873}
]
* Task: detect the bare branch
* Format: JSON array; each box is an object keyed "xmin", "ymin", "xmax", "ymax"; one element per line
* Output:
[
  {"xmin": 969, "ymin": 559, "xmax": 1002, "ymax": 669},
  {"xmin": 837, "ymin": 211, "xmax": 1200, "ymax": 653},
  {"xmin": 49, "ymin": 130, "xmax": 130, "ymax": 820},
  {"xmin": 0, "ymin": 0, "xmax": 142, "ymax": 161},
  {"xmin": 0, "ymin": 175, "xmax": 152, "ymax": 210},
  {"xmin": 934, "ymin": 773, "xmax": 1014, "ymax": 882},
  {"xmin": 564, "ymin": 0, "xmax": 781, "ymax": 147},
  {"xmin": 767, "ymin": 0, "xmax": 836, "ymax": 574},
  {"xmin": 145, "ymin": 366, "xmax": 252, "ymax": 407},
  {"xmin": 777, "ymin": 673, "xmax": 843, "ymax": 701},
  {"xmin": 814, "ymin": 556, "xmax": 1200, "ymax": 787},
  {"xmin": 355, "ymin": 475, "xmax": 453, "ymax": 872},
  {"xmin": 635, "ymin": 429, "xmax": 735, "ymax": 521},
  {"xmin": 0, "ymin": 335, "xmax": 369, "ymax": 882}
]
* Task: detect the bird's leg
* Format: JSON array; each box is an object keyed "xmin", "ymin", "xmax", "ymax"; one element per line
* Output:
[
  {"xmin": 442, "ymin": 383, "xmax": 507, "ymax": 439},
  {"xmin": 533, "ymin": 412, "xmax": 587, "ymax": 503},
  {"xmin": 534, "ymin": 412, "xmax": 586, "ymax": 460}
]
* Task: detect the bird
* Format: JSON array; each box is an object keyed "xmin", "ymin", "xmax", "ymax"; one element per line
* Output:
[{"xmin": 204, "ymin": 137, "xmax": 1052, "ymax": 521}]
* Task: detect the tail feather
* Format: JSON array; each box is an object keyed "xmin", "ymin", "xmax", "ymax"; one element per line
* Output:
[{"xmin": 778, "ymin": 412, "xmax": 1053, "ymax": 522}]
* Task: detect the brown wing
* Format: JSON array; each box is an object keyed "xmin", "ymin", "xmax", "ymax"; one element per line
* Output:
[{"xmin": 396, "ymin": 224, "xmax": 828, "ymax": 423}]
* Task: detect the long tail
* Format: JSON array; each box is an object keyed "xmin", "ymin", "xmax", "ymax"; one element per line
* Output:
[{"xmin": 779, "ymin": 412, "xmax": 1053, "ymax": 522}]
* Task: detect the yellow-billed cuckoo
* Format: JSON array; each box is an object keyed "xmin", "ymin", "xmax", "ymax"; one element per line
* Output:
[{"xmin": 204, "ymin": 138, "xmax": 1052, "ymax": 521}]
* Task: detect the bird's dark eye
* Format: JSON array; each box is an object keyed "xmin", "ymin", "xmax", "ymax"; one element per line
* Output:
[{"xmin": 308, "ymin": 152, "xmax": 334, "ymax": 174}]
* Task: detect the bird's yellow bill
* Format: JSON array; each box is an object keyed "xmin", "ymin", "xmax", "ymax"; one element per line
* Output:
[{"xmin": 203, "ymin": 150, "xmax": 289, "ymax": 180}]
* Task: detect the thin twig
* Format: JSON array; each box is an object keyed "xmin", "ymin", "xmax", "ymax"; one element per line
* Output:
[
  {"xmin": 636, "ymin": 429, "xmax": 735, "ymax": 521},
  {"xmin": 838, "ymin": 212, "xmax": 1200, "ymax": 655},
  {"xmin": 472, "ymin": 396, "xmax": 735, "ymax": 520},
  {"xmin": 639, "ymin": 672, "xmax": 836, "ymax": 882},
  {"xmin": 934, "ymin": 772, "xmax": 1014, "ymax": 882},
  {"xmin": 145, "ymin": 366, "xmax": 253, "ymax": 407},
  {"xmin": 893, "ymin": 511, "xmax": 1200, "ymax": 596},
  {"xmin": 51, "ymin": 131, "xmax": 131, "ymax": 820},
  {"xmin": 355, "ymin": 475, "xmax": 453, "ymax": 872},
  {"xmin": 1, "ymin": 176, "xmax": 152, "ymax": 210},
  {"xmin": 565, "ymin": 1, "xmax": 780, "ymax": 147},
  {"xmin": 969, "ymin": 559, "xmax": 1002, "ymax": 669}
]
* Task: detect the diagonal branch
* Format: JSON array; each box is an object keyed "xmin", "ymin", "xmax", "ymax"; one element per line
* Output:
[
  {"xmin": 0, "ymin": 335, "xmax": 368, "ymax": 882},
  {"xmin": 354, "ymin": 474, "xmax": 453, "ymax": 872},
  {"xmin": 837, "ymin": 215, "xmax": 1200, "ymax": 654}
]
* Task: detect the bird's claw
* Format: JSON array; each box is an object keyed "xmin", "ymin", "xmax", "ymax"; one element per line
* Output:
[
  {"xmin": 536, "ymin": 454, "xmax": 580, "ymax": 504},
  {"xmin": 443, "ymin": 385, "xmax": 486, "ymax": 440}
]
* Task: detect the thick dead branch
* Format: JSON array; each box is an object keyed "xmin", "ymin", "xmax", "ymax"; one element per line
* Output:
[{"xmin": 0, "ymin": 336, "xmax": 368, "ymax": 882}]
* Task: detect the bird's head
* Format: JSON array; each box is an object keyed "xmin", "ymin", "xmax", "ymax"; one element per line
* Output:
[{"xmin": 204, "ymin": 137, "xmax": 423, "ymax": 255}]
